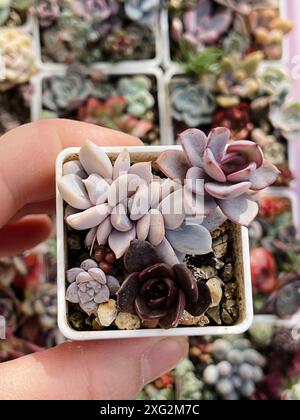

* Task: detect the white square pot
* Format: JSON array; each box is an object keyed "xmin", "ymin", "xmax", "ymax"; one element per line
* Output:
[{"xmin": 56, "ymin": 145, "xmax": 254, "ymax": 340}]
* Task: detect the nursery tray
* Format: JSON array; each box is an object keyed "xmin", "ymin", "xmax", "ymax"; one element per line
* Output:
[
  {"xmin": 30, "ymin": 66, "xmax": 170, "ymax": 146},
  {"xmin": 32, "ymin": 16, "xmax": 162, "ymax": 72},
  {"xmin": 161, "ymin": 0, "xmax": 289, "ymax": 72},
  {"xmin": 56, "ymin": 145, "xmax": 253, "ymax": 341}
]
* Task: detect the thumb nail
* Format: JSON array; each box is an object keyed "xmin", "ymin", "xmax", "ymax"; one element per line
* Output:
[{"xmin": 142, "ymin": 337, "xmax": 188, "ymax": 385}]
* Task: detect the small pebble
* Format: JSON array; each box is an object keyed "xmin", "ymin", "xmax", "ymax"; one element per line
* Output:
[
  {"xmin": 203, "ymin": 365, "xmax": 219, "ymax": 385},
  {"xmin": 115, "ymin": 312, "xmax": 141, "ymax": 330},
  {"xmin": 105, "ymin": 252, "xmax": 116, "ymax": 264},
  {"xmin": 99, "ymin": 261, "xmax": 114, "ymax": 274},
  {"xmin": 97, "ymin": 299, "xmax": 118, "ymax": 327}
]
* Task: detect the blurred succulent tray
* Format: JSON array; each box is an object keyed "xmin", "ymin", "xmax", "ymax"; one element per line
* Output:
[
  {"xmin": 56, "ymin": 145, "xmax": 253, "ymax": 341},
  {"xmin": 162, "ymin": 0, "xmax": 290, "ymax": 71},
  {"xmin": 31, "ymin": 66, "xmax": 168, "ymax": 146}
]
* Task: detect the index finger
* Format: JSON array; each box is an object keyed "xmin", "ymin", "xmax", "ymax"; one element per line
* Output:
[{"xmin": 0, "ymin": 119, "xmax": 143, "ymax": 228}]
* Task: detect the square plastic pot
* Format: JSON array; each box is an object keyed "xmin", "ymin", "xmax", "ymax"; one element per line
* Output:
[{"xmin": 56, "ymin": 145, "xmax": 254, "ymax": 340}]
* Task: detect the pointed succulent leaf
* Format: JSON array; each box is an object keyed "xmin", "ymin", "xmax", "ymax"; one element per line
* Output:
[
  {"xmin": 80, "ymin": 259, "xmax": 98, "ymax": 271},
  {"xmin": 67, "ymin": 268, "xmax": 84, "ymax": 284},
  {"xmin": 218, "ymin": 194, "xmax": 259, "ymax": 226},
  {"xmin": 88, "ymin": 268, "xmax": 107, "ymax": 285},
  {"xmin": 80, "ymin": 301, "xmax": 97, "ymax": 316},
  {"xmin": 66, "ymin": 282, "xmax": 79, "ymax": 303},
  {"xmin": 136, "ymin": 212, "xmax": 151, "ymax": 241},
  {"xmin": 227, "ymin": 162, "xmax": 257, "ymax": 183},
  {"xmin": 97, "ymin": 217, "xmax": 113, "ymax": 245},
  {"xmin": 202, "ymin": 207, "xmax": 227, "ymax": 232},
  {"xmin": 94, "ymin": 286, "xmax": 110, "ymax": 304},
  {"xmin": 66, "ymin": 204, "xmax": 110, "ymax": 230},
  {"xmin": 76, "ymin": 272, "xmax": 93, "ymax": 284},
  {"xmin": 108, "ymin": 174, "xmax": 131, "ymax": 208},
  {"xmin": 160, "ymin": 189, "xmax": 186, "ymax": 230},
  {"xmin": 63, "ymin": 160, "xmax": 86, "ymax": 179},
  {"xmin": 108, "ymin": 226, "xmax": 136, "ymax": 259},
  {"xmin": 248, "ymin": 160, "xmax": 280, "ymax": 190},
  {"xmin": 58, "ymin": 174, "xmax": 91, "ymax": 210},
  {"xmin": 85, "ymin": 227, "xmax": 97, "ymax": 248},
  {"xmin": 185, "ymin": 281, "xmax": 212, "ymax": 317},
  {"xmin": 205, "ymin": 181, "xmax": 251, "ymax": 200},
  {"xmin": 166, "ymin": 224, "xmax": 213, "ymax": 255},
  {"xmin": 130, "ymin": 184, "xmax": 150, "ymax": 221},
  {"xmin": 226, "ymin": 141, "xmax": 264, "ymax": 168},
  {"xmin": 207, "ymin": 127, "xmax": 230, "ymax": 163},
  {"xmin": 111, "ymin": 203, "xmax": 133, "ymax": 232},
  {"xmin": 173, "ymin": 264, "xmax": 198, "ymax": 303},
  {"xmin": 129, "ymin": 162, "xmax": 153, "ymax": 184},
  {"xmin": 203, "ymin": 148, "xmax": 227, "ymax": 183},
  {"xmin": 156, "ymin": 150, "xmax": 190, "ymax": 183},
  {"xmin": 155, "ymin": 238, "xmax": 180, "ymax": 267},
  {"xmin": 82, "ymin": 174, "xmax": 110, "ymax": 205},
  {"xmin": 179, "ymin": 129, "xmax": 208, "ymax": 168},
  {"xmin": 159, "ymin": 290, "xmax": 185, "ymax": 329},
  {"xmin": 117, "ymin": 272, "xmax": 139, "ymax": 313},
  {"xmin": 113, "ymin": 149, "xmax": 131, "ymax": 180},
  {"xmin": 79, "ymin": 140, "xmax": 113, "ymax": 179},
  {"xmin": 147, "ymin": 209, "xmax": 165, "ymax": 246},
  {"xmin": 124, "ymin": 240, "xmax": 160, "ymax": 273}
]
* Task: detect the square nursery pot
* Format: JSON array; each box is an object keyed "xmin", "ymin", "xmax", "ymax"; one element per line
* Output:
[{"xmin": 56, "ymin": 145, "xmax": 253, "ymax": 341}]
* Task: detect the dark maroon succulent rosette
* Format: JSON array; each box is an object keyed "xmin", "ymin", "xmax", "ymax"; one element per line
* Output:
[{"xmin": 117, "ymin": 240, "xmax": 212, "ymax": 329}]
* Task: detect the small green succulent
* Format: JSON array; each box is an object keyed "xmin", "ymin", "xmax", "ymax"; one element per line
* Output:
[
  {"xmin": 117, "ymin": 76, "xmax": 155, "ymax": 117},
  {"xmin": 269, "ymin": 101, "xmax": 300, "ymax": 141}
]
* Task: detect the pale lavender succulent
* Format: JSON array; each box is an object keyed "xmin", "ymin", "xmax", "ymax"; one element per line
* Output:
[
  {"xmin": 172, "ymin": 0, "xmax": 233, "ymax": 52},
  {"xmin": 66, "ymin": 258, "xmax": 119, "ymax": 316},
  {"xmin": 58, "ymin": 141, "xmax": 213, "ymax": 264},
  {"xmin": 124, "ymin": 0, "xmax": 161, "ymax": 27},
  {"xmin": 157, "ymin": 128, "xmax": 280, "ymax": 227}
]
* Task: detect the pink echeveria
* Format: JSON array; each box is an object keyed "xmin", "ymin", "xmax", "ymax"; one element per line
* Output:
[{"xmin": 157, "ymin": 127, "xmax": 280, "ymax": 227}]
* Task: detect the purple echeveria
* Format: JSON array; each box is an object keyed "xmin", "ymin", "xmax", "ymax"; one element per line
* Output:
[
  {"xmin": 172, "ymin": 0, "xmax": 233, "ymax": 52},
  {"xmin": 117, "ymin": 240, "xmax": 212, "ymax": 329},
  {"xmin": 157, "ymin": 127, "xmax": 280, "ymax": 227},
  {"xmin": 66, "ymin": 259, "xmax": 119, "ymax": 316}
]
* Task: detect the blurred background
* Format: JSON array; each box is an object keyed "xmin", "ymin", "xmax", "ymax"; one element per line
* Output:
[{"xmin": 0, "ymin": 0, "xmax": 300, "ymax": 400}]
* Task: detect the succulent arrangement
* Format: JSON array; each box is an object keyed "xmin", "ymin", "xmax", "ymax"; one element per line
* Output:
[
  {"xmin": 57, "ymin": 127, "xmax": 278, "ymax": 332},
  {"xmin": 249, "ymin": 194, "xmax": 300, "ymax": 318},
  {"xmin": 42, "ymin": 67, "xmax": 159, "ymax": 144},
  {"xmin": 169, "ymin": 0, "xmax": 293, "ymax": 63},
  {"xmin": 36, "ymin": 0, "xmax": 159, "ymax": 64},
  {"xmin": 139, "ymin": 322, "xmax": 300, "ymax": 400}
]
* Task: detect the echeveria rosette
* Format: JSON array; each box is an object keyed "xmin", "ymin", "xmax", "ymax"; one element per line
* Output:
[
  {"xmin": 117, "ymin": 240, "xmax": 212, "ymax": 329},
  {"xmin": 157, "ymin": 127, "xmax": 280, "ymax": 227},
  {"xmin": 58, "ymin": 140, "xmax": 213, "ymax": 262},
  {"xmin": 172, "ymin": 0, "xmax": 232, "ymax": 52},
  {"xmin": 269, "ymin": 101, "xmax": 300, "ymax": 142},
  {"xmin": 66, "ymin": 259, "xmax": 119, "ymax": 316},
  {"xmin": 124, "ymin": 0, "xmax": 161, "ymax": 27}
]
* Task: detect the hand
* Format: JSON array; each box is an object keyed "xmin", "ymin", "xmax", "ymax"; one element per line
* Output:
[{"xmin": 0, "ymin": 120, "xmax": 188, "ymax": 400}]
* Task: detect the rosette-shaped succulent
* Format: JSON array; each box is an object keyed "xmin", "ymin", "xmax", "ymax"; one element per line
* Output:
[
  {"xmin": 259, "ymin": 67, "xmax": 291, "ymax": 104},
  {"xmin": 117, "ymin": 240, "xmax": 212, "ymax": 329},
  {"xmin": 171, "ymin": 0, "xmax": 232, "ymax": 52},
  {"xmin": 213, "ymin": 103, "xmax": 253, "ymax": 140},
  {"xmin": 124, "ymin": 0, "xmax": 161, "ymax": 27},
  {"xmin": 66, "ymin": 258, "xmax": 119, "ymax": 316},
  {"xmin": 216, "ymin": 52, "xmax": 263, "ymax": 105},
  {"xmin": 170, "ymin": 78, "xmax": 216, "ymax": 127},
  {"xmin": 102, "ymin": 24, "xmax": 155, "ymax": 61},
  {"xmin": 0, "ymin": 0, "xmax": 34, "ymax": 25},
  {"xmin": 42, "ymin": 66, "xmax": 91, "ymax": 114},
  {"xmin": 250, "ymin": 248, "xmax": 277, "ymax": 294},
  {"xmin": 78, "ymin": 97, "xmax": 153, "ymax": 139},
  {"xmin": 0, "ymin": 28, "xmax": 36, "ymax": 92},
  {"xmin": 35, "ymin": 0, "xmax": 60, "ymax": 28},
  {"xmin": 118, "ymin": 76, "xmax": 155, "ymax": 118},
  {"xmin": 58, "ymin": 140, "xmax": 213, "ymax": 262},
  {"xmin": 157, "ymin": 127, "xmax": 280, "ymax": 227},
  {"xmin": 269, "ymin": 101, "xmax": 300, "ymax": 142},
  {"xmin": 266, "ymin": 273, "xmax": 300, "ymax": 319}
]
